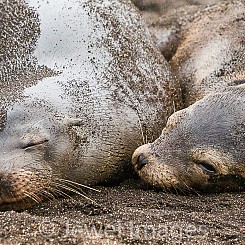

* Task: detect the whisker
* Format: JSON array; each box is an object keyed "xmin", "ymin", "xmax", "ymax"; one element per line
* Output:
[
  {"xmin": 22, "ymin": 191, "xmax": 41, "ymax": 204},
  {"xmin": 54, "ymin": 181, "xmax": 94, "ymax": 199},
  {"xmin": 176, "ymin": 185, "xmax": 188, "ymax": 195},
  {"xmin": 55, "ymin": 178, "xmax": 100, "ymax": 192},
  {"xmin": 169, "ymin": 182, "xmax": 180, "ymax": 195},
  {"xmin": 158, "ymin": 177, "xmax": 173, "ymax": 193},
  {"xmin": 135, "ymin": 110, "xmax": 146, "ymax": 145},
  {"xmin": 20, "ymin": 192, "xmax": 34, "ymax": 209},
  {"xmin": 45, "ymin": 185, "xmax": 74, "ymax": 200},
  {"xmin": 178, "ymin": 177, "xmax": 201, "ymax": 196},
  {"xmin": 173, "ymin": 101, "xmax": 176, "ymax": 113},
  {"xmin": 38, "ymin": 189, "xmax": 58, "ymax": 201},
  {"xmin": 51, "ymin": 182, "xmax": 98, "ymax": 204}
]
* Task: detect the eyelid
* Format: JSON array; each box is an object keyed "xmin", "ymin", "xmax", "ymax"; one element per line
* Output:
[
  {"xmin": 21, "ymin": 139, "xmax": 49, "ymax": 149},
  {"xmin": 197, "ymin": 161, "xmax": 217, "ymax": 175}
]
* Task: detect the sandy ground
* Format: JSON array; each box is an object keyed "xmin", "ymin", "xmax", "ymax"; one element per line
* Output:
[{"xmin": 0, "ymin": 179, "xmax": 244, "ymax": 244}]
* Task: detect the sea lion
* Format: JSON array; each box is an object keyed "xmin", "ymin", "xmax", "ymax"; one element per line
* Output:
[
  {"xmin": 132, "ymin": 0, "xmax": 222, "ymax": 26},
  {"xmin": 147, "ymin": 0, "xmax": 245, "ymax": 106},
  {"xmin": 132, "ymin": 0, "xmax": 221, "ymax": 14},
  {"xmin": 132, "ymin": 0, "xmax": 245, "ymax": 192},
  {"xmin": 0, "ymin": 0, "xmax": 181, "ymax": 211},
  {"xmin": 132, "ymin": 85, "xmax": 245, "ymax": 193}
]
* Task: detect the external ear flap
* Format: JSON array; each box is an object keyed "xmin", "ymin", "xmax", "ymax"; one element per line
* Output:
[{"xmin": 64, "ymin": 118, "xmax": 84, "ymax": 127}]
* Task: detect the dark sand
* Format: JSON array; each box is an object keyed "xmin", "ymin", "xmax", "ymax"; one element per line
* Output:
[{"xmin": 0, "ymin": 180, "xmax": 244, "ymax": 244}]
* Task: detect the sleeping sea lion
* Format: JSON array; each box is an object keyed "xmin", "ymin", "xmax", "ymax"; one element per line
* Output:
[
  {"xmin": 0, "ymin": 0, "xmax": 180, "ymax": 210},
  {"xmin": 132, "ymin": 0, "xmax": 245, "ymax": 193},
  {"xmin": 148, "ymin": 0, "xmax": 245, "ymax": 105},
  {"xmin": 132, "ymin": 85, "xmax": 245, "ymax": 193}
]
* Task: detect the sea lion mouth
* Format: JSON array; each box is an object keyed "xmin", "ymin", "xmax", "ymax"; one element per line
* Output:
[
  {"xmin": 0, "ymin": 169, "xmax": 97, "ymax": 211},
  {"xmin": 0, "ymin": 196, "xmax": 41, "ymax": 211},
  {"xmin": 132, "ymin": 145, "xmax": 185, "ymax": 192},
  {"xmin": 0, "ymin": 170, "xmax": 47, "ymax": 211}
]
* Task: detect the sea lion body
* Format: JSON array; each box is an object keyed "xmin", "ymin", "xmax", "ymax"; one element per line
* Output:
[
  {"xmin": 132, "ymin": 85, "xmax": 245, "ymax": 192},
  {"xmin": 0, "ymin": 0, "xmax": 180, "ymax": 210},
  {"xmin": 148, "ymin": 0, "xmax": 245, "ymax": 106},
  {"xmin": 171, "ymin": 0, "xmax": 245, "ymax": 106}
]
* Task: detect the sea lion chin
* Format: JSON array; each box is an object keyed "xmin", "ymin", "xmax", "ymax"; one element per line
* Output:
[{"xmin": 132, "ymin": 86, "xmax": 245, "ymax": 193}]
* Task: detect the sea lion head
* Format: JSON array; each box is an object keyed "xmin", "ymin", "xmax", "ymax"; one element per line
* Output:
[
  {"xmin": 0, "ymin": 101, "xmax": 89, "ymax": 211},
  {"xmin": 132, "ymin": 86, "xmax": 245, "ymax": 193}
]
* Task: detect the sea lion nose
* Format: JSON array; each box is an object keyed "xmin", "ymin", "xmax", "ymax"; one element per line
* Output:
[
  {"xmin": 132, "ymin": 144, "xmax": 151, "ymax": 171},
  {"xmin": 135, "ymin": 153, "xmax": 149, "ymax": 170}
]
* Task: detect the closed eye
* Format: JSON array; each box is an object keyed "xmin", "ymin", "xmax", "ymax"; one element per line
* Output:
[
  {"xmin": 195, "ymin": 161, "xmax": 217, "ymax": 175},
  {"xmin": 22, "ymin": 139, "xmax": 49, "ymax": 149}
]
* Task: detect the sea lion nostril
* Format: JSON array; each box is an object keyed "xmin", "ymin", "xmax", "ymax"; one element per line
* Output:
[{"xmin": 136, "ymin": 154, "xmax": 149, "ymax": 170}]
